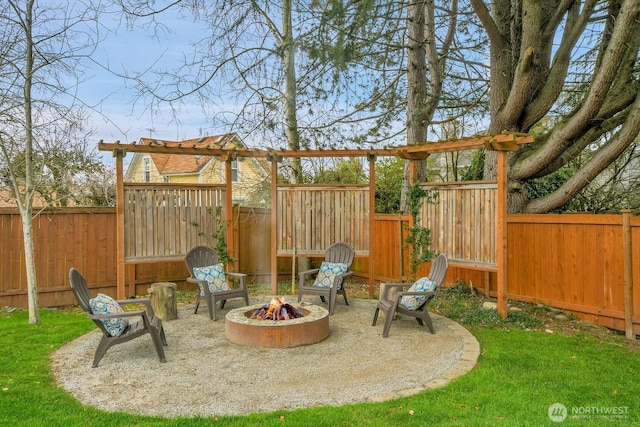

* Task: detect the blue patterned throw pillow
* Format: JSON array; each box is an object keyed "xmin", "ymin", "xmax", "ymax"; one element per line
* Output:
[
  {"xmin": 312, "ymin": 261, "xmax": 348, "ymax": 288},
  {"xmin": 399, "ymin": 277, "xmax": 438, "ymax": 310},
  {"xmin": 89, "ymin": 293, "xmax": 129, "ymax": 337},
  {"xmin": 193, "ymin": 263, "xmax": 230, "ymax": 293}
]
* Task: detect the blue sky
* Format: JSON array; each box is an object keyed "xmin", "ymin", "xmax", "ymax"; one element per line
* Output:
[
  {"xmin": 79, "ymin": 7, "xmax": 218, "ymax": 151},
  {"xmin": 79, "ymin": 3, "xmax": 453, "ymax": 165}
]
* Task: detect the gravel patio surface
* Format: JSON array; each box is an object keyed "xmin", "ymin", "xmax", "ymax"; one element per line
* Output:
[{"xmin": 52, "ymin": 296, "xmax": 479, "ymax": 418}]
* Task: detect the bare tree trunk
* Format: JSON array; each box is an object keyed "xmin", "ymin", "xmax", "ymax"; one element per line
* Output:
[
  {"xmin": 22, "ymin": 212, "xmax": 39, "ymax": 324},
  {"xmin": 2, "ymin": 1, "xmax": 104, "ymax": 322},
  {"xmin": 23, "ymin": 0, "xmax": 39, "ymax": 324}
]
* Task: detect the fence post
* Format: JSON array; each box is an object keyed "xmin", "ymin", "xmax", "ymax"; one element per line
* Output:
[
  {"xmin": 269, "ymin": 154, "xmax": 280, "ymax": 294},
  {"xmin": 115, "ymin": 149, "xmax": 126, "ymax": 300},
  {"xmin": 622, "ymin": 209, "xmax": 635, "ymax": 340},
  {"xmin": 368, "ymin": 155, "xmax": 378, "ymax": 297},
  {"xmin": 224, "ymin": 155, "xmax": 235, "ymax": 269}
]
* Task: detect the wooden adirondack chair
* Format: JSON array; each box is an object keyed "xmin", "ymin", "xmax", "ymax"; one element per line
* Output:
[
  {"xmin": 184, "ymin": 245, "xmax": 249, "ymax": 320},
  {"xmin": 69, "ymin": 268, "xmax": 167, "ymax": 367},
  {"xmin": 297, "ymin": 242, "xmax": 355, "ymax": 314},
  {"xmin": 372, "ymin": 254, "xmax": 449, "ymax": 337}
]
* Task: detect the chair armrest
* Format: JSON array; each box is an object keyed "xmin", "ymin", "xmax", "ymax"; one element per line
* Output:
[
  {"xmin": 187, "ymin": 277, "xmax": 209, "ymax": 294},
  {"xmin": 380, "ymin": 282, "xmax": 411, "ymax": 300},
  {"xmin": 332, "ymin": 271, "xmax": 353, "ymax": 289},
  {"xmin": 226, "ymin": 272, "xmax": 247, "ymax": 278},
  {"xmin": 226, "ymin": 272, "xmax": 247, "ymax": 289},
  {"xmin": 88, "ymin": 309, "xmax": 146, "ymax": 320},
  {"xmin": 383, "ymin": 283, "xmax": 412, "ymax": 288},
  {"xmin": 397, "ymin": 290, "xmax": 437, "ymax": 298}
]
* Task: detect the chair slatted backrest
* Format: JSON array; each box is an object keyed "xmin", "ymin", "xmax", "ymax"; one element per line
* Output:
[
  {"xmin": 185, "ymin": 246, "xmax": 219, "ymax": 275},
  {"xmin": 69, "ymin": 268, "xmax": 110, "ymax": 335},
  {"xmin": 324, "ymin": 242, "xmax": 355, "ymax": 291},
  {"xmin": 325, "ymin": 242, "xmax": 355, "ymax": 268},
  {"xmin": 69, "ymin": 268, "xmax": 93, "ymax": 315},
  {"xmin": 428, "ymin": 254, "xmax": 449, "ymax": 287}
]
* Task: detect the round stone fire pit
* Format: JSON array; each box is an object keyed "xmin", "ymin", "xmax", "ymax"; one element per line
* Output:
[{"xmin": 225, "ymin": 302, "xmax": 329, "ymax": 348}]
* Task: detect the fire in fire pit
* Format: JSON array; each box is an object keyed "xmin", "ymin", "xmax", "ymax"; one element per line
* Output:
[{"xmin": 250, "ymin": 297, "xmax": 305, "ymax": 320}]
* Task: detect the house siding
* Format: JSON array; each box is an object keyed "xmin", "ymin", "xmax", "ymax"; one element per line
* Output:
[
  {"xmin": 168, "ymin": 175, "xmax": 200, "ymax": 184},
  {"xmin": 126, "ymin": 154, "xmax": 163, "ymax": 182}
]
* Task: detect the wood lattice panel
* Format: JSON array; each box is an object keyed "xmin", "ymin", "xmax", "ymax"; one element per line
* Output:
[
  {"xmin": 123, "ymin": 183, "xmax": 226, "ymax": 261},
  {"xmin": 422, "ymin": 181, "xmax": 497, "ymax": 270},
  {"xmin": 276, "ymin": 185, "xmax": 370, "ymax": 256}
]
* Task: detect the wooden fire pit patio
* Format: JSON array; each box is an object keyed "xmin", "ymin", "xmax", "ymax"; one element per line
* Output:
[{"xmin": 225, "ymin": 302, "xmax": 330, "ymax": 348}]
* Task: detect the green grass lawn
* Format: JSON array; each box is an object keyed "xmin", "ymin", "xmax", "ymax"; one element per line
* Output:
[{"xmin": 1, "ymin": 283, "xmax": 639, "ymax": 426}]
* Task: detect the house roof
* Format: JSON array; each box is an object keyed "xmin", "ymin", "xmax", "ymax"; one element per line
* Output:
[
  {"xmin": 137, "ymin": 134, "xmax": 244, "ymax": 175},
  {"xmin": 150, "ymin": 153, "xmax": 214, "ymax": 175}
]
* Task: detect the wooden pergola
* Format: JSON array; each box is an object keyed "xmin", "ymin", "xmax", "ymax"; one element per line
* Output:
[{"xmin": 98, "ymin": 132, "xmax": 533, "ymax": 318}]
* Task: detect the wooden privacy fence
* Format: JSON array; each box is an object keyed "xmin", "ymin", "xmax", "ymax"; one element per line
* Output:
[
  {"xmin": 0, "ymin": 208, "xmax": 118, "ymax": 308},
  {"xmin": 504, "ymin": 213, "xmax": 639, "ymax": 334},
  {"xmin": 233, "ymin": 207, "xmax": 291, "ymax": 282},
  {"xmin": 355, "ymin": 211, "xmax": 640, "ymax": 335},
  {"xmin": 0, "ymin": 206, "xmax": 289, "ymax": 308},
  {"xmin": 354, "ymin": 181, "xmax": 499, "ymax": 280},
  {"xmin": 352, "ymin": 214, "xmax": 411, "ymax": 282},
  {"xmin": 276, "ymin": 184, "xmax": 369, "ymax": 256},
  {"xmin": 1, "ymin": 208, "xmax": 638, "ymax": 335}
]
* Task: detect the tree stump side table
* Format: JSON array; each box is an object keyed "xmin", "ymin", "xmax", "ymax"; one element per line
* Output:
[{"xmin": 148, "ymin": 282, "xmax": 178, "ymax": 321}]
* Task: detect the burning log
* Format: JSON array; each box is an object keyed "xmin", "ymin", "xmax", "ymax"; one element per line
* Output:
[{"xmin": 251, "ymin": 298, "xmax": 305, "ymax": 320}]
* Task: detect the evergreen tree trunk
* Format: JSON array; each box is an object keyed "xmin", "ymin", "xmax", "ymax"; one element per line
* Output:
[
  {"xmin": 401, "ymin": 0, "xmax": 429, "ymax": 212},
  {"xmin": 282, "ymin": 0, "xmax": 309, "ymax": 272},
  {"xmin": 401, "ymin": 0, "xmax": 456, "ymax": 211}
]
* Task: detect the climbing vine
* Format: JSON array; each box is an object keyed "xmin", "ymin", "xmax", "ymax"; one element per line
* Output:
[
  {"xmin": 190, "ymin": 206, "xmax": 236, "ymax": 264},
  {"xmin": 405, "ymin": 182, "xmax": 439, "ymax": 280}
]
